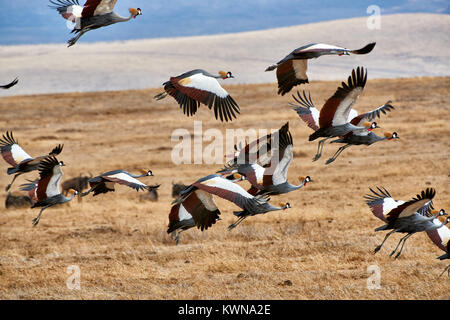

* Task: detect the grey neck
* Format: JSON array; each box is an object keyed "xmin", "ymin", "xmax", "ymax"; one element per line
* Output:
[{"xmin": 114, "ymin": 12, "xmax": 134, "ymax": 22}]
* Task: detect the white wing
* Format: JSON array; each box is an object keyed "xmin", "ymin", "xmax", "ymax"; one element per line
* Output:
[
  {"xmin": 11, "ymin": 144, "xmax": 33, "ymax": 164},
  {"xmin": 93, "ymin": 0, "xmax": 118, "ymax": 16},
  {"xmin": 272, "ymin": 145, "xmax": 293, "ymax": 185},
  {"xmin": 183, "ymin": 73, "xmax": 228, "ymax": 98},
  {"xmin": 46, "ymin": 165, "xmax": 63, "ymax": 197}
]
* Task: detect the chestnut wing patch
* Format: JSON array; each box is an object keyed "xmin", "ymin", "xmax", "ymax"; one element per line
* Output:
[{"xmin": 276, "ymin": 60, "xmax": 308, "ymax": 96}]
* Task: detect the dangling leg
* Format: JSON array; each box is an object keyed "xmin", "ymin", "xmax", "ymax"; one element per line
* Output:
[
  {"xmin": 393, "ymin": 233, "xmax": 413, "ymax": 259},
  {"xmin": 228, "ymin": 216, "xmax": 247, "ymax": 231},
  {"xmin": 32, "ymin": 205, "xmax": 51, "ymax": 227},
  {"xmin": 67, "ymin": 29, "xmax": 88, "ymax": 47},
  {"xmin": 80, "ymin": 188, "xmax": 92, "ymax": 197},
  {"xmin": 438, "ymin": 265, "xmax": 449, "ymax": 278},
  {"xmin": 389, "ymin": 233, "xmax": 409, "ymax": 257},
  {"xmin": 374, "ymin": 229, "xmax": 396, "ymax": 254},
  {"xmin": 5, "ymin": 173, "xmax": 22, "ymax": 191},
  {"xmin": 313, "ymin": 138, "xmax": 330, "ymax": 161},
  {"xmin": 325, "ymin": 144, "xmax": 351, "ymax": 165}
]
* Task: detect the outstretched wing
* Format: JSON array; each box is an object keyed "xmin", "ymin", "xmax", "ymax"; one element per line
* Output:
[
  {"xmin": 225, "ymin": 130, "xmax": 274, "ymax": 168},
  {"xmin": 36, "ymin": 156, "xmax": 63, "ymax": 200},
  {"xmin": 169, "ymin": 71, "xmax": 240, "ymax": 122},
  {"xmin": 292, "ymin": 42, "xmax": 376, "ymax": 58},
  {"xmin": 350, "ymin": 101, "xmax": 395, "ymax": 128},
  {"xmin": 0, "ymin": 77, "xmax": 19, "ymax": 89},
  {"xmin": 290, "ymin": 90, "xmax": 320, "ymax": 131},
  {"xmin": 385, "ymin": 188, "xmax": 435, "ymax": 222},
  {"xmin": 267, "ymin": 122, "xmax": 293, "ymax": 185},
  {"xmin": 81, "ymin": 0, "xmax": 117, "ymax": 17},
  {"xmin": 0, "ymin": 131, "xmax": 34, "ymax": 167},
  {"xmin": 426, "ymin": 217, "xmax": 450, "ymax": 252},
  {"xmin": 192, "ymin": 174, "xmax": 267, "ymax": 212},
  {"xmin": 101, "ymin": 170, "xmax": 149, "ymax": 192},
  {"xmin": 275, "ymin": 59, "xmax": 308, "ymax": 96},
  {"xmin": 364, "ymin": 187, "xmax": 405, "ymax": 222},
  {"xmin": 319, "ymin": 67, "xmax": 367, "ymax": 128},
  {"xmin": 49, "ymin": 0, "xmax": 83, "ymax": 21}
]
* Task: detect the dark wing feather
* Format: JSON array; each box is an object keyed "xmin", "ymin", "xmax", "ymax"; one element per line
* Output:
[
  {"xmin": 0, "ymin": 77, "xmax": 19, "ymax": 89},
  {"xmin": 319, "ymin": 66, "xmax": 367, "ymax": 128},
  {"xmin": 386, "ymin": 188, "xmax": 435, "ymax": 221},
  {"xmin": 290, "ymin": 90, "xmax": 319, "ymax": 131},
  {"xmin": 350, "ymin": 101, "xmax": 394, "ymax": 126},
  {"xmin": 276, "ymin": 60, "xmax": 308, "ymax": 96}
]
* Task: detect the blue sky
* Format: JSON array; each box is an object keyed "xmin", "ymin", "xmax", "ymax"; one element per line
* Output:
[{"xmin": 0, "ymin": 0, "xmax": 448, "ymax": 45}]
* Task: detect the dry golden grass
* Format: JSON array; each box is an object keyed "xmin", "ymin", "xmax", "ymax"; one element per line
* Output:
[{"xmin": 0, "ymin": 77, "xmax": 449, "ymax": 299}]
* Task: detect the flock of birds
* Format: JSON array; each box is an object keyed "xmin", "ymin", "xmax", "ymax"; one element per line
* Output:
[{"xmin": 1, "ymin": 0, "xmax": 448, "ymax": 278}]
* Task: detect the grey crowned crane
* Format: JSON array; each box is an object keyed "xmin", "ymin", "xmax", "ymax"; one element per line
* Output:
[
  {"xmin": 291, "ymin": 67, "xmax": 378, "ymax": 161},
  {"xmin": 154, "ymin": 69, "xmax": 240, "ymax": 122},
  {"xmin": 425, "ymin": 216, "xmax": 450, "ymax": 277},
  {"xmin": 365, "ymin": 187, "xmax": 449, "ymax": 259},
  {"xmin": 26, "ymin": 156, "xmax": 78, "ymax": 226},
  {"xmin": 1, "ymin": 78, "xmax": 18, "ymax": 89},
  {"xmin": 49, "ymin": 0, "xmax": 142, "ymax": 47},
  {"xmin": 265, "ymin": 42, "xmax": 376, "ymax": 95},
  {"xmin": 81, "ymin": 169, "xmax": 159, "ymax": 197},
  {"xmin": 171, "ymin": 174, "xmax": 291, "ymax": 232},
  {"xmin": 168, "ymin": 188, "xmax": 221, "ymax": 245},
  {"xmin": 225, "ymin": 122, "xmax": 283, "ymax": 168},
  {"xmin": 219, "ymin": 122, "xmax": 312, "ymax": 196},
  {"xmin": 0, "ymin": 131, "xmax": 63, "ymax": 191},
  {"xmin": 319, "ymin": 100, "xmax": 397, "ymax": 164},
  {"xmin": 326, "ymin": 131, "xmax": 399, "ymax": 165}
]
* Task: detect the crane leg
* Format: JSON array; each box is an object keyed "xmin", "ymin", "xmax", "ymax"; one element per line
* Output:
[
  {"xmin": 5, "ymin": 173, "xmax": 22, "ymax": 192},
  {"xmin": 374, "ymin": 229, "xmax": 396, "ymax": 254},
  {"xmin": 313, "ymin": 138, "xmax": 330, "ymax": 161},
  {"xmin": 67, "ymin": 29, "xmax": 88, "ymax": 47},
  {"xmin": 393, "ymin": 234, "xmax": 413, "ymax": 259},
  {"xmin": 32, "ymin": 205, "xmax": 51, "ymax": 227},
  {"xmin": 228, "ymin": 216, "xmax": 246, "ymax": 231},
  {"xmin": 438, "ymin": 265, "xmax": 449, "ymax": 278},
  {"xmin": 389, "ymin": 233, "xmax": 409, "ymax": 257},
  {"xmin": 325, "ymin": 144, "xmax": 351, "ymax": 165},
  {"xmin": 80, "ymin": 188, "xmax": 93, "ymax": 197}
]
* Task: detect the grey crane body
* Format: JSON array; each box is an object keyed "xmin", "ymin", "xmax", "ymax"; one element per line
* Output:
[
  {"xmin": 331, "ymin": 132, "xmax": 386, "ymax": 146},
  {"xmin": 256, "ymin": 181, "xmax": 307, "ymax": 196},
  {"xmin": 374, "ymin": 210, "xmax": 448, "ymax": 259},
  {"xmin": 326, "ymin": 132, "xmax": 396, "ymax": 165},
  {"xmin": 309, "ymin": 122, "xmax": 368, "ymax": 141},
  {"xmin": 31, "ymin": 192, "xmax": 77, "ymax": 226},
  {"xmin": 229, "ymin": 201, "xmax": 290, "ymax": 230},
  {"xmin": 74, "ymin": 12, "xmax": 134, "ymax": 33}
]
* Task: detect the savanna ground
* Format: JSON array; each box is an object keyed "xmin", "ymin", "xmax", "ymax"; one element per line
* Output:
[{"xmin": 0, "ymin": 77, "xmax": 449, "ymax": 299}]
